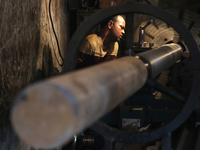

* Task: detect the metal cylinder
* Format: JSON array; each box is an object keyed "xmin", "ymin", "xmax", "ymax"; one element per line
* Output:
[
  {"xmin": 11, "ymin": 56, "xmax": 147, "ymax": 149},
  {"xmin": 137, "ymin": 43, "xmax": 182, "ymax": 77}
]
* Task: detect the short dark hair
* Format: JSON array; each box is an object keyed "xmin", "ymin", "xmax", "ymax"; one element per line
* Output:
[{"xmin": 100, "ymin": 15, "xmax": 126, "ymax": 29}]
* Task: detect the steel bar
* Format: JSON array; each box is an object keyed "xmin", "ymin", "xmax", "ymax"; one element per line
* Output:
[
  {"xmin": 125, "ymin": 12, "xmax": 134, "ymax": 56},
  {"xmin": 146, "ymin": 78, "xmax": 186, "ymax": 103},
  {"xmin": 162, "ymin": 133, "xmax": 171, "ymax": 150},
  {"xmin": 11, "ymin": 56, "xmax": 147, "ymax": 149},
  {"xmin": 137, "ymin": 43, "xmax": 183, "ymax": 77},
  {"xmin": 104, "ymin": 137, "xmax": 114, "ymax": 150}
]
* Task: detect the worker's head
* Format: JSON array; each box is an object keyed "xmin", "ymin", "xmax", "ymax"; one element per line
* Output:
[{"xmin": 101, "ymin": 15, "xmax": 126, "ymax": 42}]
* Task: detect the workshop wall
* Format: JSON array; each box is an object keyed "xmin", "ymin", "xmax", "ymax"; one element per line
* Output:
[{"xmin": 0, "ymin": 0, "xmax": 68, "ymax": 149}]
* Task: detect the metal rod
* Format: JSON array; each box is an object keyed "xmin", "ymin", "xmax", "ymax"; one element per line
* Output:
[
  {"xmin": 11, "ymin": 44, "xmax": 184, "ymax": 149},
  {"xmin": 162, "ymin": 133, "xmax": 171, "ymax": 150},
  {"xmin": 137, "ymin": 43, "xmax": 183, "ymax": 77},
  {"xmin": 139, "ymin": 19, "xmax": 153, "ymax": 47},
  {"xmin": 146, "ymin": 78, "xmax": 186, "ymax": 103},
  {"xmin": 125, "ymin": 12, "xmax": 134, "ymax": 56},
  {"xmin": 11, "ymin": 56, "xmax": 147, "ymax": 149},
  {"xmin": 104, "ymin": 137, "xmax": 114, "ymax": 150}
]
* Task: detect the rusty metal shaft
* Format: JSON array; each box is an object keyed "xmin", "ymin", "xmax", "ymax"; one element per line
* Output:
[
  {"xmin": 11, "ymin": 56, "xmax": 148, "ymax": 149},
  {"xmin": 137, "ymin": 43, "xmax": 183, "ymax": 77}
]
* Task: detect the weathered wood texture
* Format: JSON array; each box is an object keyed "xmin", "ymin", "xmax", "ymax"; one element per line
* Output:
[
  {"xmin": 0, "ymin": 0, "xmax": 68, "ymax": 149},
  {"xmin": 0, "ymin": 0, "xmax": 40, "ymax": 121},
  {"xmin": 0, "ymin": 0, "xmax": 68, "ymax": 121}
]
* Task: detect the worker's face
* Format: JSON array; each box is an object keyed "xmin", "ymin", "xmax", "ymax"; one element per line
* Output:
[{"xmin": 109, "ymin": 15, "xmax": 126, "ymax": 42}]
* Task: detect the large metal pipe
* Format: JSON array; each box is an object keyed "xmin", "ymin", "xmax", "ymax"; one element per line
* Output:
[
  {"xmin": 137, "ymin": 43, "xmax": 183, "ymax": 77},
  {"xmin": 11, "ymin": 56, "xmax": 148, "ymax": 149},
  {"xmin": 11, "ymin": 43, "xmax": 182, "ymax": 149}
]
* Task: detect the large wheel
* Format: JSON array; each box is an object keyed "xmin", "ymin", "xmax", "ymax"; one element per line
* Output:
[{"xmin": 63, "ymin": 1, "xmax": 200, "ymax": 146}]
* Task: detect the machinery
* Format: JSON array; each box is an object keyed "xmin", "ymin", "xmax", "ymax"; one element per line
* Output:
[{"xmin": 10, "ymin": 2, "xmax": 200, "ymax": 150}]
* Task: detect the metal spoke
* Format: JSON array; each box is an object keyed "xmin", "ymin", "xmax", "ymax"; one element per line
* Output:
[
  {"xmin": 104, "ymin": 137, "xmax": 114, "ymax": 150},
  {"xmin": 162, "ymin": 133, "xmax": 172, "ymax": 150},
  {"xmin": 125, "ymin": 12, "xmax": 134, "ymax": 56},
  {"xmin": 146, "ymin": 78, "xmax": 186, "ymax": 103}
]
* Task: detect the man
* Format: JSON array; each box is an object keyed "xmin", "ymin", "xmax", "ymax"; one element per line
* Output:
[{"xmin": 76, "ymin": 15, "xmax": 126, "ymax": 69}]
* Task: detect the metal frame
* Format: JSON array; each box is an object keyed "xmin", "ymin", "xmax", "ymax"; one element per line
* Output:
[{"xmin": 63, "ymin": 1, "xmax": 200, "ymax": 148}]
